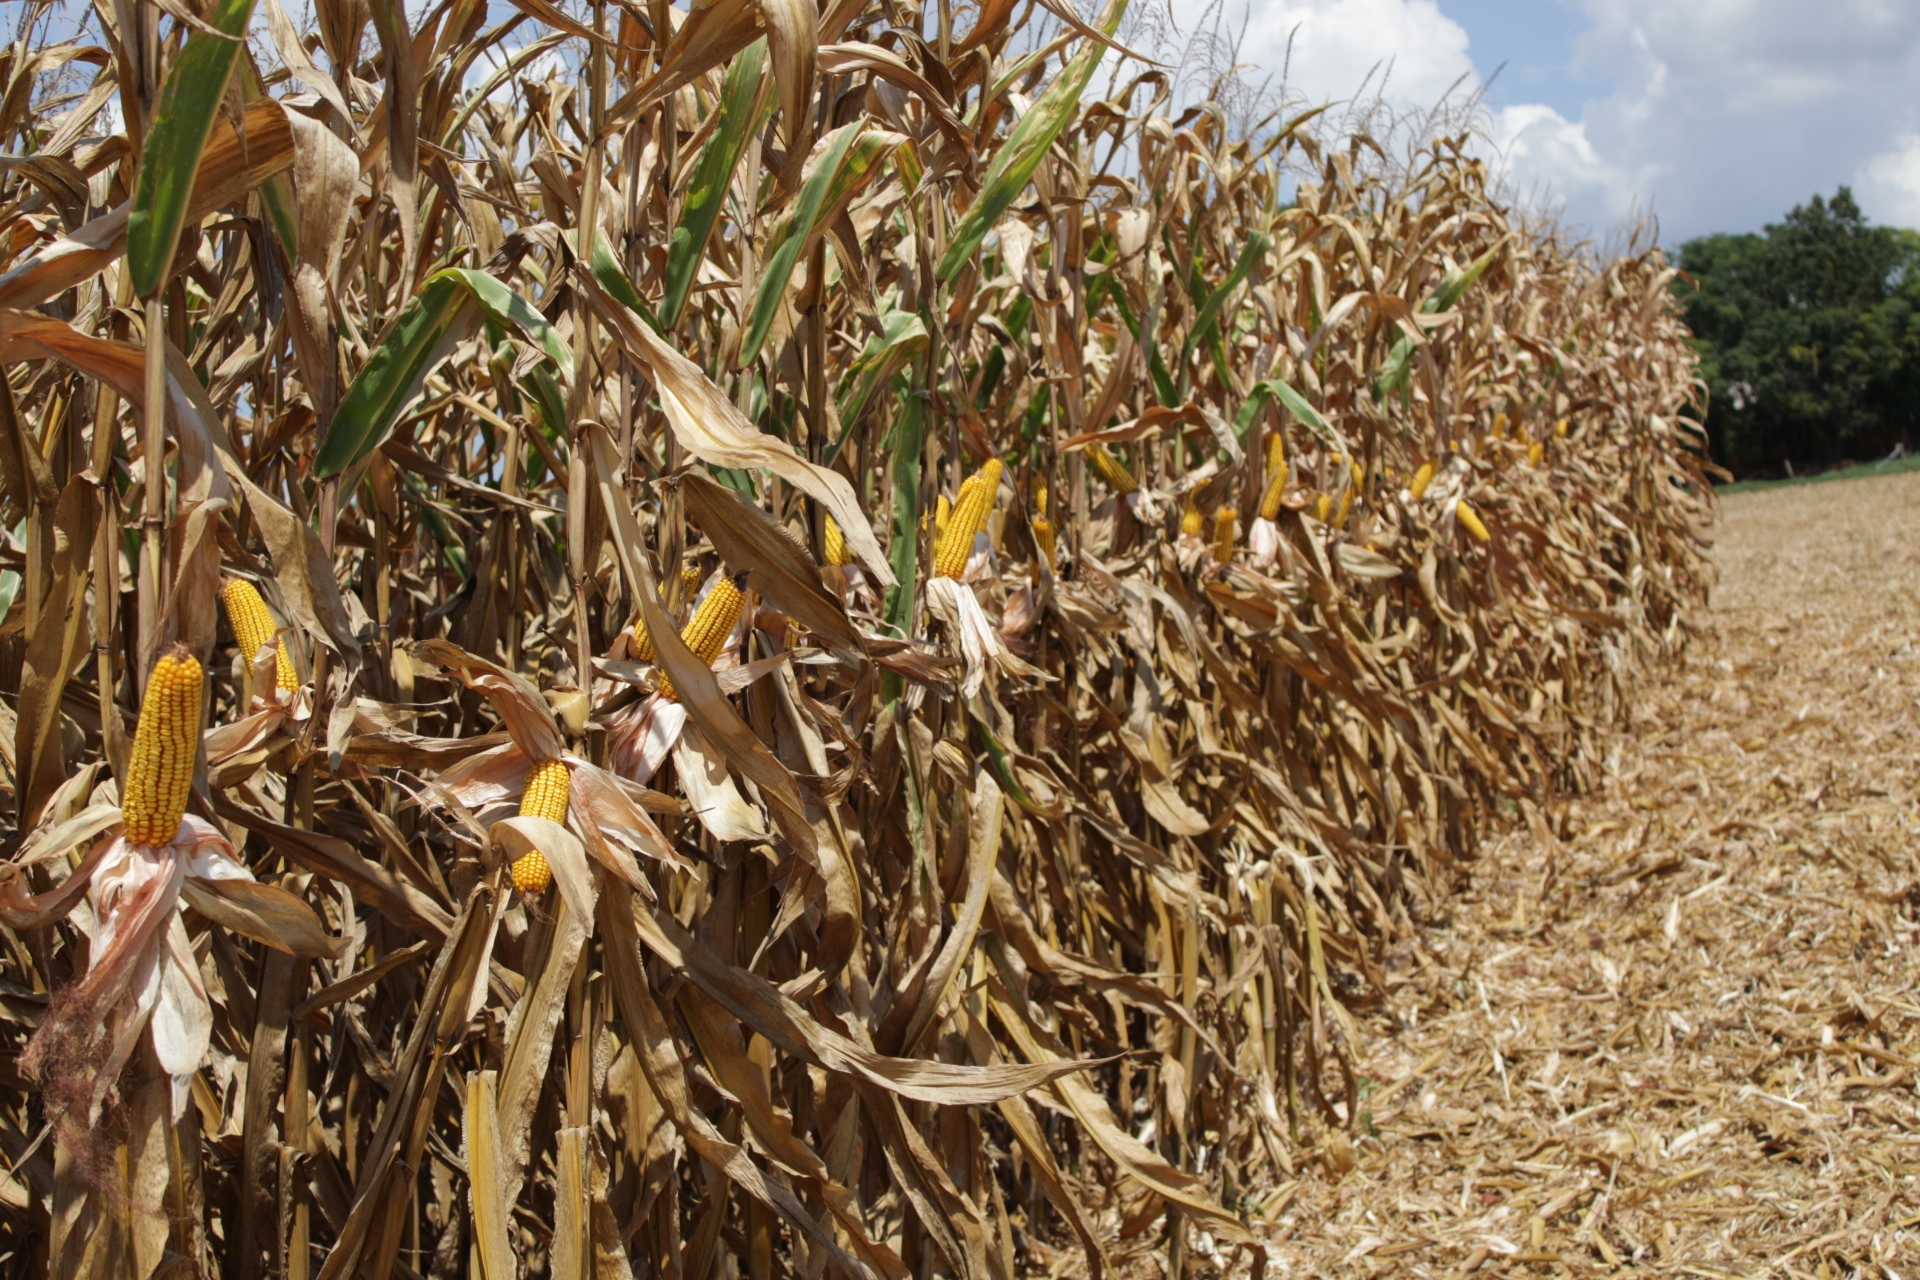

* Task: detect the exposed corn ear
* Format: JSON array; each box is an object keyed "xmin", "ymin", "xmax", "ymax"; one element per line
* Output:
[
  {"xmin": 1265, "ymin": 431, "xmax": 1286, "ymax": 479},
  {"xmin": 1555, "ymin": 417, "xmax": 1569, "ymax": 438},
  {"xmin": 1313, "ymin": 493, "xmax": 1331, "ymax": 522},
  {"xmin": 1492, "ymin": 411, "xmax": 1508, "ymax": 438},
  {"xmin": 1334, "ymin": 487, "xmax": 1354, "ymax": 527},
  {"xmin": 1528, "ymin": 440, "xmax": 1544, "ymax": 467},
  {"xmin": 1089, "ymin": 445, "xmax": 1138, "ymax": 495},
  {"xmin": 1258, "ymin": 462, "xmax": 1290, "ymax": 520},
  {"xmin": 1031, "ymin": 513, "xmax": 1056, "ymax": 565},
  {"xmin": 122, "ymin": 645, "xmax": 203, "ymax": 847},
  {"xmin": 934, "ymin": 458, "xmax": 1002, "ymax": 579},
  {"xmin": 511, "ymin": 758, "xmax": 571, "ymax": 894},
  {"xmin": 823, "ymin": 514, "xmax": 851, "ymax": 566},
  {"xmin": 932, "ymin": 493, "xmax": 951, "ymax": 544},
  {"xmin": 683, "ymin": 565, "xmax": 704, "ymax": 596},
  {"xmin": 659, "ymin": 573, "xmax": 746, "ymax": 701},
  {"xmin": 1409, "ymin": 461, "xmax": 1436, "ymax": 500},
  {"xmin": 1456, "ymin": 500, "xmax": 1491, "ymax": 542},
  {"xmin": 1180, "ymin": 494, "xmax": 1204, "ymax": 537},
  {"xmin": 221, "ymin": 579, "xmax": 298, "ymax": 692},
  {"xmin": 1031, "ymin": 474, "xmax": 1049, "ymax": 515},
  {"xmin": 631, "ymin": 614, "xmax": 657, "ymax": 663},
  {"xmin": 1211, "ymin": 504, "xmax": 1236, "ymax": 560}
]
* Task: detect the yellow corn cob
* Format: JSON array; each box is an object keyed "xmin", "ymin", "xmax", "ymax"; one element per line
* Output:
[
  {"xmin": 1211, "ymin": 504, "xmax": 1236, "ymax": 561},
  {"xmin": 1180, "ymin": 494, "xmax": 1204, "ymax": 537},
  {"xmin": 1527, "ymin": 440, "xmax": 1544, "ymax": 467},
  {"xmin": 934, "ymin": 459, "xmax": 1002, "ymax": 579},
  {"xmin": 631, "ymin": 614, "xmax": 657, "ymax": 663},
  {"xmin": 1089, "ymin": 446, "xmax": 1138, "ymax": 495},
  {"xmin": 1555, "ymin": 417, "xmax": 1568, "ymax": 438},
  {"xmin": 1265, "ymin": 431, "xmax": 1287, "ymax": 479},
  {"xmin": 1409, "ymin": 461, "xmax": 1436, "ymax": 501},
  {"xmin": 1031, "ymin": 475, "xmax": 1049, "ymax": 515},
  {"xmin": 1334, "ymin": 487, "xmax": 1354, "ymax": 527},
  {"xmin": 1030, "ymin": 513, "xmax": 1056, "ymax": 565},
  {"xmin": 932, "ymin": 494, "xmax": 951, "ymax": 544},
  {"xmin": 1456, "ymin": 500, "xmax": 1491, "ymax": 542},
  {"xmin": 823, "ymin": 514, "xmax": 851, "ymax": 566},
  {"xmin": 659, "ymin": 574, "xmax": 745, "ymax": 701},
  {"xmin": 683, "ymin": 565, "xmax": 703, "ymax": 597},
  {"xmin": 1313, "ymin": 494, "xmax": 1331, "ymax": 522},
  {"xmin": 122, "ymin": 645, "xmax": 203, "ymax": 847},
  {"xmin": 1492, "ymin": 411, "xmax": 1508, "ymax": 439},
  {"xmin": 221, "ymin": 579, "xmax": 298, "ymax": 692},
  {"xmin": 1258, "ymin": 461, "xmax": 1290, "ymax": 520},
  {"xmin": 511, "ymin": 758, "xmax": 571, "ymax": 894}
]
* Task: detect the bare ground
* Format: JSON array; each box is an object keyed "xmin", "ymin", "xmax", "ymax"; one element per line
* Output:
[{"xmin": 1268, "ymin": 472, "xmax": 1920, "ymax": 1277}]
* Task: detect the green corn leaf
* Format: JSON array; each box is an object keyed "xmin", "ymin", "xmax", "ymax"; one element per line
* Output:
[
  {"xmin": 663, "ymin": 39, "xmax": 768, "ymax": 327},
  {"xmin": 1374, "ymin": 241, "xmax": 1503, "ymax": 400},
  {"xmin": 317, "ymin": 270, "xmax": 566, "ymax": 477},
  {"xmin": 1180, "ymin": 227, "xmax": 1271, "ymax": 377},
  {"xmin": 740, "ymin": 122, "xmax": 905, "ymax": 366},
  {"xmin": 832, "ymin": 310, "xmax": 927, "ymax": 457},
  {"xmin": 937, "ymin": 0, "xmax": 1127, "ymax": 281},
  {"xmin": 127, "ymin": 0, "xmax": 258, "ymax": 297},
  {"xmin": 882, "ymin": 389, "xmax": 925, "ymax": 642}
]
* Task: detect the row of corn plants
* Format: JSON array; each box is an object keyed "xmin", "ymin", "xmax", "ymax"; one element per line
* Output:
[{"xmin": 0, "ymin": 0, "xmax": 1710, "ymax": 1274}]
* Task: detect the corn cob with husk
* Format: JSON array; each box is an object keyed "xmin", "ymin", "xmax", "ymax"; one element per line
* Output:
[
  {"xmin": 511, "ymin": 758, "xmax": 570, "ymax": 894},
  {"xmin": 1089, "ymin": 445, "xmax": 1138, "ymax": 495},
  {"xmin": 122, "ymin": 646, "xmax": 204, "ymax": 847},
  {"xmin": 935, "ymin": 459, "xmax": 1003, "ymax": 579},
  {"xmin": 658, "ymin": 574, "xmax": 746, "ymax": 700},
  {"xmin": 1030, "ymin": 475, "xmax": 1056, "ymax": 566},
  {"xmin": 1180, "ymin": 494, "xmax": 1204, "ymax": 537},
  {"xmin": 222, "ymin": 579, "xmax": 298, "ymax": 693},
  {"xmin": 1259, "ymin": 434, "xmax": 1290, "ymax": 520},
  {"xmin": 824, "ymin": 514, "xmax": 851, "ymax": 566},
  {"xmin": 1456, "ymin": 500, "xmax": 1491, "ymax": 542},
  {"xmin": 1211, "ymin": 504, "xmax": 1236, "ymax": 561}
]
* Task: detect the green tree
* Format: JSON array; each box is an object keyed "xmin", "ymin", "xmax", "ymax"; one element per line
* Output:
[{"xmin": 1675, "ymin": 187, "xmax": 1920, "ymax": 475}]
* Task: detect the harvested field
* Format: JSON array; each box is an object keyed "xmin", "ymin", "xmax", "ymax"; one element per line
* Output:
[{"xmin": 1274, "ymin": 472, "xmax": 1920, "ymax": 1276}]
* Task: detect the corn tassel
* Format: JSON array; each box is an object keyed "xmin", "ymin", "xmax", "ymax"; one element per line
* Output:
[
  {"xmin": 934, "ymin": 459, "xmax": 1002, "ymax": 579},
  {"xmin": 122, "ymin": 646, "xmax": 203, "ymax": 847},
  {"xmin": 823, "ymin": 514, "xmax": 851, "ymax": 566},
  {"xmin": 511, "ymin": 758, "xmax": 571, "ymax": 894},
  {"xmin": 1409, "ymin": 461, "xmax": 1436, "ymax": 501},
  {"xmin": 221, "ymin": 579, "xmax": 297, "ymax": 692},
  {"xmin": 1211, "ymin": 505, "xmax": 1236, "ymax": 560},
  {"xmin": 1456, "ymin": 500, "xmax": 1491, "ymax": 542},
  {"xmin": 1089, "ymin": 446, "xmax": 1138, "ymax": 495},
  {"xmin": 659, "ymin": 574, "xmax": 746, "ymax": 701}
]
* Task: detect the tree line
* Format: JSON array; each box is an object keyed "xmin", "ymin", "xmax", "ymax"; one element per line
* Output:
[{"xmin": 1675, "ymin": 187, "xmax": 1920, "ymax": 478}]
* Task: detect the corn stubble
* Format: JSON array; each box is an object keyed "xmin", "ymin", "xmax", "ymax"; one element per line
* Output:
[{"xmin": 0, "ymin": 0, "xmax": 1712, "ymax": 1275}]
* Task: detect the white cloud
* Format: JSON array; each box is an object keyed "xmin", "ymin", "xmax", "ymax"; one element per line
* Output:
[
  {"xmin": 1237, "ymin": 0, "xmax": 1476, "ymax": 108},
  {"xmin": 1552, "ymin": 0, "xmax": 1920, "ymax": 240},
  {"xmin": 1228, "ymin": 0, "xmax": 1920, "ymax": 243},
  {"xmin": 1860, "ymin": 134, "xmax": 1920, "ymax": 231}
]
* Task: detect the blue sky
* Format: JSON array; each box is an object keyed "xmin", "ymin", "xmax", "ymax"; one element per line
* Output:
[{"xmin": 1225, "ymin": 0, "xmax": 1920, "ymax": 247}]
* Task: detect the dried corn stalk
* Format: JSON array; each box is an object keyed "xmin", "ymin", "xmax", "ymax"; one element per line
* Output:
[{"xmin": 0, "ymin": 0, "xmax": 1711, "ymax": 1275}]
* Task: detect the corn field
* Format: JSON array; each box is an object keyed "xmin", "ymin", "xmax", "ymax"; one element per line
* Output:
[{"xmin": 0, "ymin": 0, "xmax": 1712, "ymax": 1274}]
